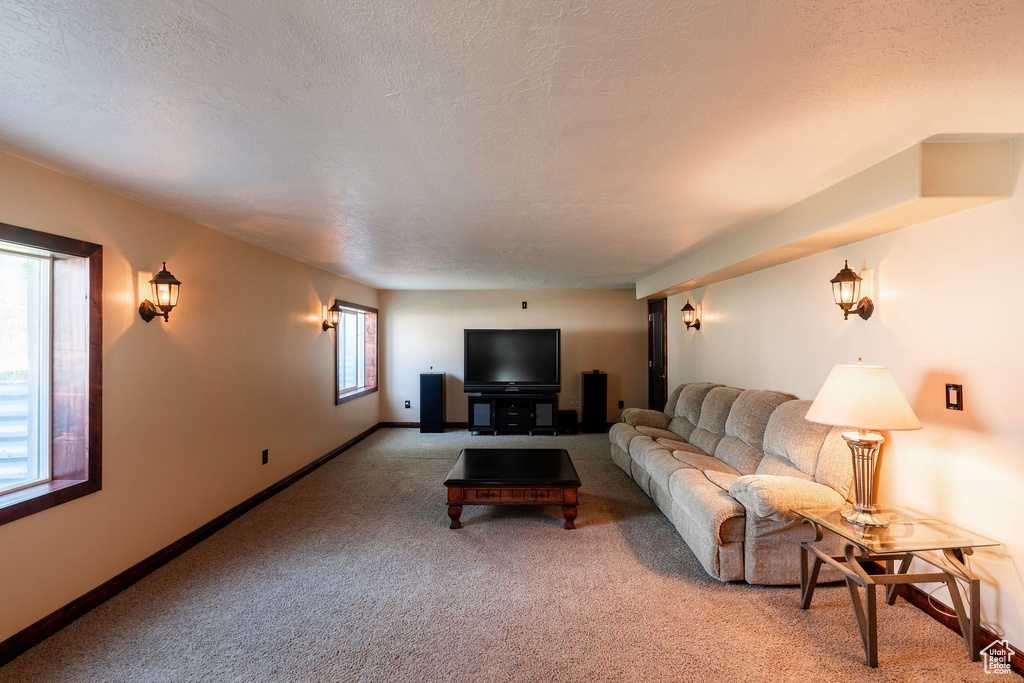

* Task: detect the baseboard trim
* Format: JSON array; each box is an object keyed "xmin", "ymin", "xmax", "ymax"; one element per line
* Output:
[
  {"xmin": 0, "ymin": 423, "xmax": 381, "ymax": 667},
  {"xmin": 378, "ymin": 422, "xmax": 468, "ymax": 429},
  {"xmin": 865, "ymin": 562, "xmax": 1022, "ymax": 674}
]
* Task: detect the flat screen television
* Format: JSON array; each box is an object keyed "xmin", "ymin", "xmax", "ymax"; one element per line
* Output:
[{"xmin": 464, "ymin": 329, "xmax": 561, "ymax": 393}]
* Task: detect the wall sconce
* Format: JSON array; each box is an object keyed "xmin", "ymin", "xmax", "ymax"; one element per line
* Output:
[
  {"xmin": 681, "ymin": 299, "xmax": 701, "ymax": 330},
  {"xmin": 830, "ymin": 260, "xmax": 874, "ymax": 320},
  {"xmin": 138, "ymin": 262, "xmax": 181, "ymax": 323},
  {"xmin": 322, "ymin": 302, "xmax": 341, "ymax": 331}
]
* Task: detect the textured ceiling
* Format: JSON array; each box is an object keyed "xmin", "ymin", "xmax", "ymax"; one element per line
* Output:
[{"xmin": 2, "ymin": 1, "xmax": 1024, "ymax": 289}]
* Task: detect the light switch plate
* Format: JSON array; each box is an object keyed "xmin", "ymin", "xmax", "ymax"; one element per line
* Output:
[{"xmin": 945, "ymin": 384, "xmax": 963, "ymax": 411}]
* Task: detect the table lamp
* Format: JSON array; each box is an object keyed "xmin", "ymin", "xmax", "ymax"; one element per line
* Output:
[{"xmin": 805, "ymin": 359, "xmax": 922, "ymax": 527}]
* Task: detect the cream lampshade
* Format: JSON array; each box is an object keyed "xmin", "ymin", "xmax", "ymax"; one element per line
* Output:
[{"xmin": 805, "ymin": 359, "xmax": 921, "ymax": 527}]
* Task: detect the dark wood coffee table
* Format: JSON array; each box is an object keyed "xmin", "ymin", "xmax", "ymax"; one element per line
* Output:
[{"xmin": 444, "ymin": 448, "xmax": 581, "ymax": 529}]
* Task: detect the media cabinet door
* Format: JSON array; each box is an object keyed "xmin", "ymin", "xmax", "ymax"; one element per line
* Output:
[
  {"xmin": 532, "ymin": 397, "xmax": 557, "ymax": 432},
  {"xmin": 468, "ymin": 396, "xmax": 495, "ymax": 432}
]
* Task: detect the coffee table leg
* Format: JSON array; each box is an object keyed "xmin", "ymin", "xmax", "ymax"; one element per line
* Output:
[
  {"xmin": 563, "ymin": 505, "xmax": 577, "ymax": 530},
  {"xmin": 447, "ymin": 505, "xmax": 463, "ymax": 529}
]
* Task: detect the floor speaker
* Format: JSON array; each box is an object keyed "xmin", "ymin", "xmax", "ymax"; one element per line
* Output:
[
  {"xmin": 581, "ymin": 371, "xmax": 607, "ymax": 433},
  {"xmin": 420, "ymin": 373, "xmax": 445, "ymax": 433},
  {"xmin": 557, "ymin": 409, "xmax": 578, "ymax": 435}
]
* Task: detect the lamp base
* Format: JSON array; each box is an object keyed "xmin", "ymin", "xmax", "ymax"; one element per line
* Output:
[
  {"xmin": 841, "ymin": 431, "xmax": 888, "ymax": 528},
  {"xmin": 842, "ymin": 506, "xmax": 889, "ymax": 528}
]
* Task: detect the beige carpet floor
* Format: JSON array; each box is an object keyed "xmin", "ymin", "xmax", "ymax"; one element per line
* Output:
[{"xmin": 0, "ymin": 429, "xmax": 1013, "ymax": 682}]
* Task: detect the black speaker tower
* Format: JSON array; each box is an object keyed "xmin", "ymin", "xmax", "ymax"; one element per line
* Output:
[
  {"xmin": 581, "ymin": 370, "xmax": 607, "ymax": 433},
  {"xmin": 420, "ymin": 373, "xmax": 445, "ymax": 433}
]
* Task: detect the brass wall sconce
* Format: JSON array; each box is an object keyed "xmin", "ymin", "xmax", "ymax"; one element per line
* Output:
[
  {"xmin": 830, "ymin": 260, "xmax": 874, "ymax": 320},
  {"xmin": 322, "ymin": 302, "xmax": 341, "ymax": 331},
  {"xmin": 681, "ymin": 299, "xmax": 701, "ymax": 330},
  {"xmin": 139, "ymin": 262, "xmax": 181, "ymax": 323}
]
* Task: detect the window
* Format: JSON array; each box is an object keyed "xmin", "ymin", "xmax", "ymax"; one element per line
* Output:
[
  {"xmin": 0, "ymin": 250, "xmax": 51, "ymax": 495},
  {"xmin": 334, "ymin": 300, "xmax": 377, "ymax": 405},
  {"xmin": 0, "ymin": 222, "xmax": 101, "ymax": 527}
]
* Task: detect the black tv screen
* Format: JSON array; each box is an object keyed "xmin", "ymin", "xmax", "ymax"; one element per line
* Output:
[{"xmin": 464, "ymin": 329, "xmax": 560, "ymax": 393}]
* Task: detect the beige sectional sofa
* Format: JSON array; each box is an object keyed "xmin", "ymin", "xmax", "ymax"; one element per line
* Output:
[{"xmin": 610, "ymin": 382, "xmax": 853, "ymax": 585}]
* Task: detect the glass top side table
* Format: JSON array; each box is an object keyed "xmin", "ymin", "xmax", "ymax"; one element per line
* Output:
[{"xmin": 792, "ymin": 506, "xmax": 998, "ymax": 668}]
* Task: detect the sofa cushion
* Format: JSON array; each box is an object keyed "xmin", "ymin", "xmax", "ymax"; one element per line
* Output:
[
  {"xmin": 645, "ymin": 450, "xmax": 696, "ymax": 492},
  {"xmin": 758, "ymin": 400, "xmax": 833, "ymax": 479},
  {"xmin": 636, "ymin": 426, "xmax": 681, "ymax": 442},
  {"xmin": 610, "ymin": 422, "xmax": 641, "ymax": 454},
  {"xmin": 664, "ymin": 383, "xmax": 687, "ymax": 417},
  {"xmin": 628, "ymin": 436, "xmax": 670, "ymax": 472},
  {"xmin": 671, "ymin": 449, "xmax": 741, "ymax": 476},
  {"xmin": 668, "ymin": 382, "xmax": 721, "ymax": 441},
  {"xmin": 755, "ymin": 454, "xmax": 814, "ymax": 481},
  {"xmin": 655, "ymin": 437, "xmax": 690, "ymax": 451},
  {"xmin": 714, "ymin": 390, "xmax": 795, "ymax": 475},
  {"xmin": 703, "ymin": 470, "xmax": 740, "ymax": 491},
  {"xmin": 620, "ymin": 408, "xmax": 671, "ymax": 430},
  {"xmin": 669, "ymin": 468, "xmax": 746, "ymax": 544},
  {"xmin": 687, "ymin": 387, "xmax": 743, "ymax": 455},
  {"xmin": 814, "ymin": 426, "xmax": 854, "ymax": 497}
]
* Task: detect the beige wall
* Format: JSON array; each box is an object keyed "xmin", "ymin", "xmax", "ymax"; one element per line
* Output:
[
  {"xmin": 665, "ymin": 140, "xmax": 1024, "ymax": 646},
  {"xmin": 0, "ymin": 151, "xmax": 379, "ymax": 643},
  {"xmin": 379, "ymin": 290, "xmax": 648, "ymax": 423}
]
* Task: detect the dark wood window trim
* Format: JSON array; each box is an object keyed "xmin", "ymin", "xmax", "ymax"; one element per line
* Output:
[
  {"xmin": 0, "ymin": 222, "xmax": 102, "ymax": 527},
  {"xmin": 334, "ymin": 299, "xmax": 377, "ymax": 406}
]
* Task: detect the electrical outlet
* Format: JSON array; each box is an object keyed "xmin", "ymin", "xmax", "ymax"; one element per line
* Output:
[
  {"xmin": 262, "ymin": 449, "xmax": 269, "ymax": 465},
  {"xmin": 618, "ymin": 400, "xmax": 624, "ymax": 409},
  {"xmin": 404, "ymin": 400, "xmax": 411, "ymax": 409}
]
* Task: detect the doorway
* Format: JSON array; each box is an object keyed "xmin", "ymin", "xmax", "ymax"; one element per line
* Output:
[{"xmin": 648, "ymin": 298, "xmax": 667, "ymax": 410}]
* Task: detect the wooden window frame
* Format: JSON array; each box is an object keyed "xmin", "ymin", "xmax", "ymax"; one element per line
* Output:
[
  {"xmin": 0, "ymin": 222, "xmax": 102, "ymax": 527},
  {"xmin": 334, "ymin": 300, "xmax": 377, "ymax": 406}
]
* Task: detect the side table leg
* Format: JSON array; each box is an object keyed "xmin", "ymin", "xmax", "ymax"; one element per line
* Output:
[
  {"xmin": 562, "ymin": 505, "xmax": 577, "ymax": 530},
  {"xmin": 885, "ymin": 554, "xmax": 912, "ymax": 605},
  {"xmin": 799, "ymin": 521, "xmax": 825, "ymax": 610},
  {"xmin": 970, "ymin": 576, "xmax": 981, "ymax": 661},
  {"xmin": 941, "ymin": 548, "xmax": 982, "ymax": 661},
  {"xmin": 800, "ymin": 545, "xmax": 824, "ymax": 610},
  {"xmin": 943, "ymin": 572, "xmax": 982, "ymax": 661},
  {"xmin": 846, "ymin": 578, "xmax": 879, "ymax": 667},
  {"xmin": 447, "ymin": 505, "xmax": 463, "ymax": 529},
  {"xmin": 866, "ymin": 583, "xmax": 878, "ymax": 667}
]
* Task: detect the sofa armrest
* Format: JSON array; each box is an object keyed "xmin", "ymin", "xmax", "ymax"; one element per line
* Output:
[
  {"xmin": 729, "ymin": 475, "xmax": 845, "ymax": 522},
  {"xmin": 620, "ymin": 408, "xmax": 670, "ymax": 430}
]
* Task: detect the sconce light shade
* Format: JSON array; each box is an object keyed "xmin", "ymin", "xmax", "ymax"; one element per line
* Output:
[
  {"xmin": 830, "ymin": 260, "xmax": 874, "ymax": 320},
  {"xmin": 323, "ymin": 302, "xmax": 342, "ymax": 331},
  {"xmin": 681, "ymin": 299, "xmax": 701, "ymax": 330},
  {"xmin": 139, "ymin": 262, "xmax": 181, "ymax": 323}
]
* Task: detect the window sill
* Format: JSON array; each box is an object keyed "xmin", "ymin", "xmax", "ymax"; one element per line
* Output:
[
  {"xmin": 0, "ymin": 479, "xmax": 100, "ymax": 526},
  {"xmin": 336, "ymin": 386, "xmax": 378, "ymax": 406}
]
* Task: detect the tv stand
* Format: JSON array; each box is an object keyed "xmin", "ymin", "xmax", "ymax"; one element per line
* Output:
[{"xmin": 467, "ymin": 394, "xmax": 558, "ymax": 435}]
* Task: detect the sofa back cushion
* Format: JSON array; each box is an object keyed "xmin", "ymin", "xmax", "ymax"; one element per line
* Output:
[
  {"xmin": 686, "ymin": 387, "xmax": 743, "ymax": 455},
  {"xmin": 668, "ymin": 382, "xmax": 720, "ymax": 441},
  {"xmin": 665, "ymin": 383, "xmax": 687, "ymax": 418},
  {"xmin": 756, "ymin": 400, "xmax": 853, "ymax": 497},
  {"xmin": 714, "ymin": 390, "xmax": 796, "ymax": 475},
  {"xmin": 814, "ymin": 425, "xmax": 854, "ymax": 497}
]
